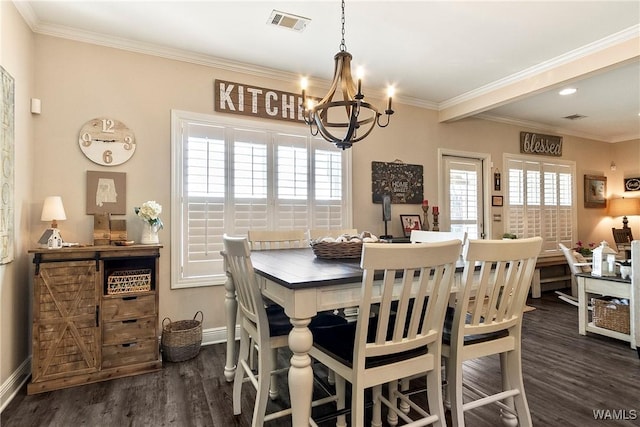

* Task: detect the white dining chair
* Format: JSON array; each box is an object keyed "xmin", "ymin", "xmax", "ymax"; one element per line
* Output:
[
  {"xmin": 410, "ymin": 230, "xmax": 468, "ymax": 246},
  {"xmin": 248, "ymin": 229, "xmax": 307, "ymax": 250},
  {"xmin": 442, "ymin": 237, "xmax": 542, "ymax": 427},
  {"xmin": 308, "ymin": 228, "xmax": 359, "ymax": 240},
  {"xmin": 309, "ymin": 240, "xmax": 462, "ymax": 427},
  {"xmin": 222, "ymin": 235, "xmax": 345, "ymax": 426}
]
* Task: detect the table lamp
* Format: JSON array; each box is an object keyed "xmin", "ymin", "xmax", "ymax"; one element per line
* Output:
[
  {"xmin": 608, "ymin": 196, "xmax": 640, "ymax": 228},
  {"xmin": 39, "ymin": 196, "xmax": 67, "ymax": 249}
]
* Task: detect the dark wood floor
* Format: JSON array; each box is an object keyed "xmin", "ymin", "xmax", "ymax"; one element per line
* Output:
[{"xmin": 2, "ymin": 292, "xmax": 639, "ymax": 426}]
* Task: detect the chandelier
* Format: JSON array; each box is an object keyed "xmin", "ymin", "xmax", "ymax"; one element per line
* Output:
[{"xmin": 301, "ymin": 0, "xmax": 394, "ymax": 150}]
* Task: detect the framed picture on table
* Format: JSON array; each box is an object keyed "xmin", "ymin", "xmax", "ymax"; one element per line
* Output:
[
  {"xmin": 584, "ymin": 175, "xmax": 607, "ymax": 208},
  {"xmin": 400, "ymin": 214, "xmax": 422, "ymax": 238}
]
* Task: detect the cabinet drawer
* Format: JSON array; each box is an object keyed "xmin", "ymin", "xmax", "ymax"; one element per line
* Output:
[
  {"xmin": 103, "ymin": 316, "xmax": 157, "ymax": 345},
  {"xmin": 102, "ymin": 339, "xmax": 158, "ymax": 368},
  {"xmin": 102, "ymin": 294, "xmax": 156, "ymax": 321}
]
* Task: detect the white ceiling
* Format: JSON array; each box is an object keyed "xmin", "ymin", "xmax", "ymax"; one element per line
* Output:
[{"xmin": 15, "ymin": 0, "xmax": 640, "ymax": 143}]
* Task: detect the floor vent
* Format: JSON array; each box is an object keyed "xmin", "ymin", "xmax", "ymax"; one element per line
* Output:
[
  {"xmin": 268, "ymin": 10, "xmax": 310, "ymax": 32},
  {"xmin": 563, "ymin": 114, "xmax": 587, "ymax": 120}
]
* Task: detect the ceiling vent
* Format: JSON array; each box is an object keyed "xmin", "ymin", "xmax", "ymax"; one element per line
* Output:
[
  {"xmin": 268, "ymin": 10, "xmax": 310, "ymax": 32},
  {"xmin": 563, "ymin": 114, "xmax": 587, "ymax": 120}
]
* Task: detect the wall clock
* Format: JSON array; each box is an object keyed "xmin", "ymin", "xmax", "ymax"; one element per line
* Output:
[{"xmin": 78, "ymin": 117, "xmax": 136, "ymax": 166}]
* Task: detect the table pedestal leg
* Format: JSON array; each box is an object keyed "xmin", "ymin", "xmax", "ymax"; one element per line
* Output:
[{"xmin": 288, "ymin": 317, "xmax": 313, "ymax": 426}]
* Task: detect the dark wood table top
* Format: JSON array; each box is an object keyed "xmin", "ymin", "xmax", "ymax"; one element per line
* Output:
[
  {"xmin": 251, "ymin": 248, "xmax": 363, "ymax": 289},
  {"xmin": 575, "ymin": 272, "xmax": 631, "ymax": 284}
]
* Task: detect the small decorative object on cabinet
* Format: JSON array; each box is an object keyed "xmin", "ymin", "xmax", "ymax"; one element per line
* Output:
[{"xmin": 27, "ymin": 244, "xmax": 162, "ymax": 394}]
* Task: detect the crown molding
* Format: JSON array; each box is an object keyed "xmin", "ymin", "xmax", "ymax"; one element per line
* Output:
[{"xmin": 440, "ymin": 24, "xmax": 640, "ymax": 110}]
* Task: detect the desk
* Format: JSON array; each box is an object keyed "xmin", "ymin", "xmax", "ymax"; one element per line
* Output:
[
  {"xmin": 575, "ymin": 273, "xmax": 635, "ymax": 350},
  {"xmin": 223, "ymin": 248, "xmax": 462, "ymax": 426}
]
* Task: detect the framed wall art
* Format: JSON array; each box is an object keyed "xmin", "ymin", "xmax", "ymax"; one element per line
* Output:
[
  {"xmin": 0, "ymin": 66, "xmax": 15, "ymax": 264},
  {"xmin": 400, "ymin": 214, "xmax": 422, "ymax": 238},
  {"xmin": 86, "ymin": 171, "xmax": 126, "ymax": 214},
  {"xmin": 372, "ymin": 161, "xmax": 424, "ymax": 204},
  {"xmin": 491, "ymin": 195, "xmax": 503, "ymax": 207},
  {"xmin": 584, "ymin": 175, "xmax": 607, "ymax": 208}
]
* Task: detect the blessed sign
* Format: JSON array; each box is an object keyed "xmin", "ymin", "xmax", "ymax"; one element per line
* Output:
[
  {"xmin": 214, "ymin": 79, "xmax": 315, "ymax": 124},
  {"xmin": 519, "ymin": 132, "xmax": 563, "ymax": 157}
]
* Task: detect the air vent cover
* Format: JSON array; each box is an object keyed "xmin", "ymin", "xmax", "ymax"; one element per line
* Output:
[
  {"xmin": 563, "ymin": 114, "xmax": 587, "ymax": 120},
  {"xmin": 268, "ymin": 10, "xmax": 310, "ymax": 32}
]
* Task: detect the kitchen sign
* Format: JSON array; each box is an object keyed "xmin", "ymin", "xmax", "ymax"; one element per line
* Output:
[
  {"xmin": 519, "ymin": 132, "xmax": 563, "ymax": 157},
  {"xmin": 214, "ymin": 79, "xmax": 318, "ymax": 124}
]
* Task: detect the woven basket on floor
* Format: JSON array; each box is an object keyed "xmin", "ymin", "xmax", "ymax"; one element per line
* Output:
[
  {"xmin": 161, "ymin": 311, "xmax": 203, "ymax": 362},
  {"xmin": 311, "ymin": 241, "xmax": 363, "ymax": 259},
  {"xmin": 592, "ymin": 298, "xmax": 630, "ymax": 334}
]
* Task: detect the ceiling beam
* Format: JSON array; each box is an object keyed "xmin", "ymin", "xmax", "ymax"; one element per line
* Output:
[{"xmin": 439, "ymin": 35, "xmax": 640, "ymax": 123}]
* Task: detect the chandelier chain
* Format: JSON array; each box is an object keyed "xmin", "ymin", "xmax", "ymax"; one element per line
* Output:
[{"xmin": 340, "ymin": 0, "xmax": 346, "ymax": 52}]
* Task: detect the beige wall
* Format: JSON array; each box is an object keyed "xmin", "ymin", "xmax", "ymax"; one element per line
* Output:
[
  {"xmin": 1, "ymin": 1, "xmax": 35, "ymax": 408},
  {"xmin": 3, "ymin": 4, "xmax": 639, "ymax": 405}
]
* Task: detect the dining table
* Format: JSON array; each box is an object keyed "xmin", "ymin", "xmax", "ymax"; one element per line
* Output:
[{"xmin": 222, "ymin": 247, "xmax": 465, "ymax": 426}]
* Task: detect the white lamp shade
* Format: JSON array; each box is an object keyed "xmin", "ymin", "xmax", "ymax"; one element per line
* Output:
[{"xmin": 41, "ymin": 196, "xmax": 67, "ymax": 223}]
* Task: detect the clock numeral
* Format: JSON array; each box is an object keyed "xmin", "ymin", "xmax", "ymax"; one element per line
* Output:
[
  {"xmin": 103, "ymin": 150, "xmax": 113, "ymax": 164},
  {"xmin": 124, "ymin": 136, "xmax": 134, "ymax": 150},
  {"xmin": 81, "ymin": 132, "xmax": 92, "ymax": 146},
  {"xmin": 101, "ymin": 119, "xmax": 115, "ymax": 134}
]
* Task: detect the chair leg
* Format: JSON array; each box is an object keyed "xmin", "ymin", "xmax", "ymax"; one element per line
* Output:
[
  {"xmin": 253, "ymin": 340, "xmax": 273, "ymax": 427},
  {"xmin": 399, "ymin": 378, "xmax": 411, "ymax": 414},
  {"xmin": 499, "ymin": 353, "xmax": 518, "ymax": 427},
  {"xmin": 503, "ymin": 350, "xmax": 532, "ymax": 427},
  {"xmin": 269, "ymin": 347, "xmax": 279, "ymax": 400},
  {"xmin": 386, "ymin": 380, "xmax": 399, "ymax": 426},
  {"xmin": 426, "ymin": 365, "xmax": 446, "ymax": 427},
  {"xmin": 351, "ymin": 380, "xmax": 366, "ymax": 427},
  {"xmin": 335, "ymin": 375, "xmax": 347, "ymax": 427},
  {"xmin": 372, "ymin": 384, "xmax": 383, "ymax": 427},
  {"xmin": 233, "ymin": 329, "xmax": 250, "ymax": 415},
  {"xmin": 449, "ymin": 355, "xmax": 465, "ymax": 427}
]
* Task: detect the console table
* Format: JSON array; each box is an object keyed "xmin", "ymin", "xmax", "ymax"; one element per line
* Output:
[
  {"xmin": 27, "ymin": 245, "xmax": 162, "ymax": 394},
  {"xmin": 575, "ymin": 272, "xmax": 635, "ymax": 351}
]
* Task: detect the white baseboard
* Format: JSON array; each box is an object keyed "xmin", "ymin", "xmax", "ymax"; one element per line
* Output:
[
  {"xmin": 0, "ymin": 357, "xmax": 31, "ymax": 413},
  {"xmin": 0, "ymin": 326, "xmax": 239, "ymax": 413},
  {"xmin": 201, "ymin": 325, "xmax": 240, "ymax": 346}
]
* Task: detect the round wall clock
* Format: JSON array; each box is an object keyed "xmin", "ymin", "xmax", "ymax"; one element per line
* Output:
[{"xmin": 78, "ymin": 117, "xmax": 136, "ymax": 166}]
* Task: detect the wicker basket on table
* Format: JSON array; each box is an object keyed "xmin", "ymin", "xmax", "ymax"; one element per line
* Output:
[
  {"xmin": 592, "ymin": 298, "xmax": 630, "ymax": 334},
  {"xmin": 161, "ymin": 311, "xmax": 203, "ymax": 362},
  {"xmin": 310, "ymin": 241, "xmax": 363, "ymax": 259}
]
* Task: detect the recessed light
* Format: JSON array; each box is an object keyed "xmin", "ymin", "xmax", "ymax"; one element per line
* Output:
[{"xmin": 559, "ymin": 88, "xmax": 577, "ymax": 96}]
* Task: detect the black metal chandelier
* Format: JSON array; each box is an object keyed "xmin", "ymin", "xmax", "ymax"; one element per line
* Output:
[{"xmin": 301, "ymin": 0, "xmax": 394, "ymax": 150}]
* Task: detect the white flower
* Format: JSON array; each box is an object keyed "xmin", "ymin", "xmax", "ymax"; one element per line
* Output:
[{"xmin": 135, "ymin": 201, "xmax": 163, "ymax": 229}]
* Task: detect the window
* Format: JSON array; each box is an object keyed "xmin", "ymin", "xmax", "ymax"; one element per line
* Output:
[
  {"xmin": 442, "ymin": 155, "xmax": 485, "ymax": 240},
  {"xmin": 171, "ymin": 110, "xmax": 352, "ymax": 288},
  {"xmin": 504, "ymin": 154, "xmax": 576, "ymax": 254}
]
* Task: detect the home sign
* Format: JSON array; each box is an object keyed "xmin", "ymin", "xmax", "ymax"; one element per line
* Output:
[{"xmin": 519, "ymin": 132, "xmax": 563, "ymax": 157}]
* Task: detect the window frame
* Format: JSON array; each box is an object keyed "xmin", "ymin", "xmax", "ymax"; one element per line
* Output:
[
  {"xmin": 503, "ymin": 153, "xmax": 577, "ymax": 255},
  {"xmin": 170, "ymin": 110, "xmax": 352, "ymax": 289}
]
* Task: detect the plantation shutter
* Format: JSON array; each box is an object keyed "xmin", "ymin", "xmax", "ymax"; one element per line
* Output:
[
  {"xmin": 172, "ymin": 111, "xmax": 351, "ymax": 288},
  {"xmin": 505, "ymin": 155, "xmax": 575, "ymax": 254}
]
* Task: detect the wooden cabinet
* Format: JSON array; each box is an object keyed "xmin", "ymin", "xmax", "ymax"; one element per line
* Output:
[{"xmin": 28, "ymin": 245, "xmax": 162, "ymax": 394}]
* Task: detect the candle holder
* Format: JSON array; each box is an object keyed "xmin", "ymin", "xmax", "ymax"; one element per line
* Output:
[
  {"xmin": 432, "ymin": 209, "xmax": 440, "ymax": 231},
  {"xmin": 421, "ymin": 204, "xmax": 430, "ymax": 231}
]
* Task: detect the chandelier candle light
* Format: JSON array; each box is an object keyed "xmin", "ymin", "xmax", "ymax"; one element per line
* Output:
[
  {"xmin": 300, "ymin": 0, "xmax": 395, "ymax": 150},
  {"xmin": 135, "ymin": 201, "xmax": 163, "ymax": 245}
]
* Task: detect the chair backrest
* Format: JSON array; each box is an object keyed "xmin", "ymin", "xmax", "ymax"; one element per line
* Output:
[
  {"xmin": 354, "ymin": 240, "xmax": 462, "ymax": 369},
  {"xmin": 453, "ymin": 237, "xmax": 542, "ymax": 344},
  {"xmin": 222, "ymin": 235, "xmax": 268, "ymax": 338},
  {"xmin": 410, "ymin": 230, "xmax": 467, "ymax": 246},
  {"xmin": 308, "ymin": 228, "xmax": 358, "ymax": 240},
  {"xmin": 559, "ymin": 243, "xmax": 583, "ymax": 275},
  {"xmin": 248, "ymin": 229, "xmax": 307, "ymax": 250}
]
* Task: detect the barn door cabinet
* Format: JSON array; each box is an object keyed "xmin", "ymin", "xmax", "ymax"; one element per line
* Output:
[{"xmin": 27, "ymin": 245, "xmax": 162, "ymax": 394}]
